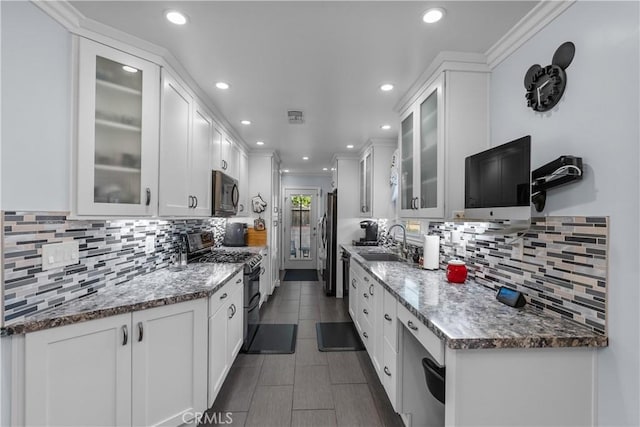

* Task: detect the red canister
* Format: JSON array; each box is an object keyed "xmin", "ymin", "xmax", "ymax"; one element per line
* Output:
[{"xmin": 446, "ymin": 259, "xmax": 467, "ymax": 284}]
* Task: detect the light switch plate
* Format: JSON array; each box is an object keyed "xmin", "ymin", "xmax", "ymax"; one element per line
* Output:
[
  {"xmin": 145, "ymin": 236, "xmax": 155, "ymax": 254},
  {"xmin": 41, "ymin": 241, "xmax": 80, "ymax": 271}
]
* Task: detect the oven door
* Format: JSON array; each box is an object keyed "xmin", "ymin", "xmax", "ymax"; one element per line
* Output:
[
  {"xmin": 212, "ymin": 170, "xmax": 239, "ymax": 216},
  {"xmin": 242, "ymin": 266, "xmax": 261, "ymax": 351}
]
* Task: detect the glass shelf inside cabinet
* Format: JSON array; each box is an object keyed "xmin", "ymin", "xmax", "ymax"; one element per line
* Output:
[{"xmin": 93, "ymin": 55, "xmax": 143, "ymax": 205}]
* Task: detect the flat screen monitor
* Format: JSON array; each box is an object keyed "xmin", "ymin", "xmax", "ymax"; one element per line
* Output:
[{"xmin": 464, "ymin": 135, "xmax": 531, "ymax": 221}]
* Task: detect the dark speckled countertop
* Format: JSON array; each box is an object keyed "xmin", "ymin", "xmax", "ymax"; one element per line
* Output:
[
  {"xmin": 2, "ymin": 249, "xmax": 263, "ymax": 335},
  {"xmin": 342, "ymin": 245, "xmax": 608, "ymax": 350}
]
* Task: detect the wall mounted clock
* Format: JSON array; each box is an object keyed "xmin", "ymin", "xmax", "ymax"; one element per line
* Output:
[{"xmin": 524, "ymin": 41, "xmax": 575, "ymax": 112}]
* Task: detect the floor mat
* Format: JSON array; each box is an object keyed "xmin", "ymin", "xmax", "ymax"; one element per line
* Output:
[
  {"xmin": 243, "ymin": 324, "xmax": 298, "ymax": 354},
  {"xmin": 316, "ymin": 322, "xmax": 365, "ymax": 351},
  {"xmin": 283, "ymin": 269, "xmax": 318, "ymax": 281}
]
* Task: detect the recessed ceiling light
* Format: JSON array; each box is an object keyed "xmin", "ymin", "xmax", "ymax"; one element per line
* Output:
[
  {"xmin": 241, "ymin": 120, "xmax": 251, "ymax": 125},
  {"xmin": 346, "ymin": 145, "xmax": 354, "ymax": 149},
  {"xmin": 380, "ymin": 83, "xmax": 394, "ymax": 92},
  {"xmin": 381, "ymin": 124, "xmax": 391, "ymax": 130},
  {"xmin": 323, "ymin": 167, "xmax": 328, "ymax": 171},
  {"xmin": 283, "ymin": 169, "xmax": 290, "ymax": 173},
  {"xmin": 423, "ymin": 8, "xmax": 445, "ymax": 24},
  {"xmin": 122, "ymin": 65, "xmax": 138, "ymax": 73},
  {"xmin": 330, "ymin": 168, "xmax": 336, "ymax": 171},
  {"xmin": 215, "ymin": 82, "xmax": 230, "ymax": 90},
  {"xmin": 302, "ymin": 156, "xmax": 309, "ymax": 160},
  {"xmin": 165, "ymin": 10, "xmax": 187, "ymax": 25},
  {"xmin": 256, "ymin": 141, "xmax": 264, "ymax": 146}
]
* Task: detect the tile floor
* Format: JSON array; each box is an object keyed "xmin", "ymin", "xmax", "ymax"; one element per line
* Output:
[{"xmin": 202, "ymin": 274, "xmax": 404, "ymax": 427}]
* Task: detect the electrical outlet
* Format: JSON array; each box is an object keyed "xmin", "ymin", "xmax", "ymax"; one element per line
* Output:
[
  {"xmin": 41, "ymin": 241, "xmax": 80, "ymax": 271},
  {"xmin": 452, "ymin": 210, "xmax": 465, "ymax": 219},
  {"xmin": 451, "ymin": 230, "xmax": 462, "ymax": 244},
  {"xmin": 512, "ymin": 239, "xmax": 523, "ymax": 261},
  {"xmin": 145, "ymin": 236, "xmax": 155, "ymax": 254}
]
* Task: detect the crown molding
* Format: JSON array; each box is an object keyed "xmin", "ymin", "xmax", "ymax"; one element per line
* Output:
[
  {"xmin": 396, "ymin": 1, "xmax": 575, "ymax": 113},
  {"xmin": 30, "ymin": 0, "xmax": 249, "ymax": 153},
  {"xmin": 31, "ymin": 0, "xmax": 81, "ymax": 31},
  {"xmin": 485, "ymin": 0, "xmax": 576, "ymax": 69},
  {"xmin": 394, "ymin": 51, "xmax": 489, "ymax": 114}
]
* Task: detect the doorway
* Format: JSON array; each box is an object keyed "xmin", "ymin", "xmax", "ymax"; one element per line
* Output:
[{"xmin": 283, "ymin": 188, "xmax": 319, "ymax": 270}]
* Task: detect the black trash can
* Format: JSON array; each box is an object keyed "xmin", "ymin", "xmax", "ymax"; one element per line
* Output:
[{"xmin": 422, "ymin": 357, "xmax": 446, "ymax": 404}]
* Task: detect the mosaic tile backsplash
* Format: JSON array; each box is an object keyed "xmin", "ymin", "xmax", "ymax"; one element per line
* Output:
[
  {"xmin": 2, "ymin": 212, "xmax": 226, "ymax": 324},
  {"xmin": 426, "ymin": 217, "xmax": 609, "ymax": 335}
]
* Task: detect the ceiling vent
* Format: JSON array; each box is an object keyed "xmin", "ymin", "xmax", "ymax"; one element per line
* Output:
[{"xmin": 288, "ymin": 110, "xmax": 304, "ymax": 124}]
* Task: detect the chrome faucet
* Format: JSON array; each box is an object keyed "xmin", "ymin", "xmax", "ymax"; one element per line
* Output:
[{"xmin": 386, "ymin": 224, "xmax": 408, "ymax": 259}]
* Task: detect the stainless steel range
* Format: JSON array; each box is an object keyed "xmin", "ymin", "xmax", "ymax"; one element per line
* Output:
[{"xmin": 185, "ymin": 231, "xmax": 262, "ymax": 351}]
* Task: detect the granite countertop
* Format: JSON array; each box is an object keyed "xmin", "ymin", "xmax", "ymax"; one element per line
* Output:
[
  {"xmin": 342, "ymin": 245, "xmax": 608, "ymax": 350},
  {"xmin": 2, "ymin": 262, "xmax": 246, "ymax": 336}
]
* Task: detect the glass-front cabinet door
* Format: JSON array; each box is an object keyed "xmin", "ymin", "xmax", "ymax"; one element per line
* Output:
[
  {"xmin": 76, "ymin": 38, "xmax": 160, "ymax": 216},
  {"xmin": 359, "ymin": 149, "xmax": 373, "ymax": 216},
  {"xmin": 400, "ymin": 112, "xmax": 415, "ymax": 213},
  {"xmin": 399, "ymin": 74, "xmax": 444, "ymax": 218}
]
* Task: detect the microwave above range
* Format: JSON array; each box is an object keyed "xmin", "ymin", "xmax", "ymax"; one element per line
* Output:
[{"xmin": 212, "ymin": 170, "xmax": 239, "ymax": 217}]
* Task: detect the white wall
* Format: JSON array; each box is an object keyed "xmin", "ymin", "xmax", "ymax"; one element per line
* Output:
[
  {"xmin": 1, "ymin": 1, "xmax": 71, "ymax": 212},
  {"xmin": 490, "ymin": 2, "xmax": 639, "ymax": 425}
]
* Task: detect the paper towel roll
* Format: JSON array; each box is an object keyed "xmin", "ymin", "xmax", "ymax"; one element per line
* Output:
[{"xmin": 422, "ymin": 235, "xmax": 440, "ymax": 270}]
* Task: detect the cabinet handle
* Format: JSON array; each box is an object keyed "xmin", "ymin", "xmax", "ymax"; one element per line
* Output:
[
  {"xmin": 384, "ymin": 314, "xmax": 392, "ymax": 322},
  {"xmin": 137, "ymin": 322, "xmax": 144, "ymax": 342},
  {"xmin": 239, "ymin": 203, "xmax": 244, "ymax": 212},
  {"xmin": 219, "ymin": 292, "xmax": 228, "ymax": 300},
  {"xmin": 363, "ymin": 292, "xmax": 369, "ymax": 299},
  {"xmin": 145, "ymin": 188, "xmax": 151, "ymax": 206},
  {"xmin": 384, "ymin": 366, "xmax": 392, "ymax": 376},
  {"xmin": 363, "ymin": 332, "xmax": 368, "ymax": 339},
  {"xmin": 363, "ymin": 276, "xmax": 369, "ymax": 282},
  {"xmin": 121, "ymin": 325, "xmax": 128, "ymax": 346},
  {"xmin": 260, "ymin": 267, "xmax": 265, "ymax": 275},
  {"xmin": 363, "ymin": 308, "xmax": 368, "ymax": 315},
  {"xmin": 407, "ymin": 320, "xmax": 418, "ymax": 331},
  {"xmin": 369, "ymin": 284, "xmax": 374, "ymax": 295},
  {"xmin": 194, "ymin": 196, "xmax": 198, "ymax": 208},
  {"xmin": 188, "ymin": 195, "xmax": 193, "ymax": 208},
  {"xmin": 351, "ymin": 279, "xmax": 356, "ymax": 288},
  {"xmin": 222, "ymin": 160, "xmax": 227, "ymax": 170},
  {"xmin": 236, "ymin": 277, "xmax": 243, "ymax": 284},
  {"xmin": 229, "ymin": 304, "xmax": 235, "ymax": 319}
]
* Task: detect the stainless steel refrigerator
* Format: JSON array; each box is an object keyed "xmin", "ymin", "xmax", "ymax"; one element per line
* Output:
[{"xmin": 324, "ymin": 189, "xmax": 338, "ymax": 296}]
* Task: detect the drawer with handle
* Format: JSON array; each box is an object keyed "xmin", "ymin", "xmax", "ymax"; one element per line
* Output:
[
  {"xmin": 208, "ymin": 271, "xmax": 243, "ymax": 315},
  {"xmin": 397, "ymin": 302, "xmax": 444, "ymax": 365},
  {"xmin": 383, "ymin": 289, "xmax": 398, "ymax": 351}
]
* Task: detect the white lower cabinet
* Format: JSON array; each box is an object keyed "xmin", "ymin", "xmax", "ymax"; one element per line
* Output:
[
  {"xmin": 348, "ymin": 262, "xmax": 401, "ymax": 412},
  {"xmin": 24, "ymin": 300, "xmax": 207, "ymax": 427},
  {"xmin": 25, "ymin": 313, "xmax": 133, "ymax": 427},
  {"xmin": 131, "ymin": 302, "xmax": 208, "ymax": 427},
  {"xmin": 208, "ymin": 271, "xmax": 244, "ymax": 407}
]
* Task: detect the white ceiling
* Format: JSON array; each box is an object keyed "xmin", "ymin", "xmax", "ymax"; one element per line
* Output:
[{"xmin": 70, "ymin": 1, "xmax": 538, "ymax": 173}]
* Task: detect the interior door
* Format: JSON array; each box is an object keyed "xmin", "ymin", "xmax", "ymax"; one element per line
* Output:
[{"xmin": 283, "ymin": 188, "xmax": 318, "ymax": 270}]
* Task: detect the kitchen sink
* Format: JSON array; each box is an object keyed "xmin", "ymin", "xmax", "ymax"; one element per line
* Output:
[{"xmin": 359, "ymin": 252, "xmax": 406, "ymax": 262}]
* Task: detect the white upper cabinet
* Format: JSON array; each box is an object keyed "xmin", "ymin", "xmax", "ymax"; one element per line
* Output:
[
  {"xmin": 399, "ymin": 70, "xmax": 489, "ymax": 219},
  {"xmin": 158, "ymin": 71, "xmax": 192, "ymax": 216},
  {"xmin": 159, "ymin": 70, "xmax": 214, "ymax": 217},
  {"xmin": 76, "ymin": 38, "xmax": 160, "ymax": 216},
  {"xmin": 237, "ymin": 150, "xmax": 249, "ymax": 215},
  {"xmin": 359, "ymin": 141, "xmax": 396, "ymax": 219},
  {"xmin": 190, "ymin": 103, "xmax": 214, "ymax": 216},
  {"xmin": 400, "ymin": 75, "xmax": 445, "ymax": 218}
]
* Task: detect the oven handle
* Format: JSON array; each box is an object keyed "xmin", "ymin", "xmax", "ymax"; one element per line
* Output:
[
  {"xmin": 248, "ymin": 270, "xmax": 261, "ymax": 281},
  {"xmin": 247, "ymin": 292, "xmax": 261, "ymax": 311}
]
